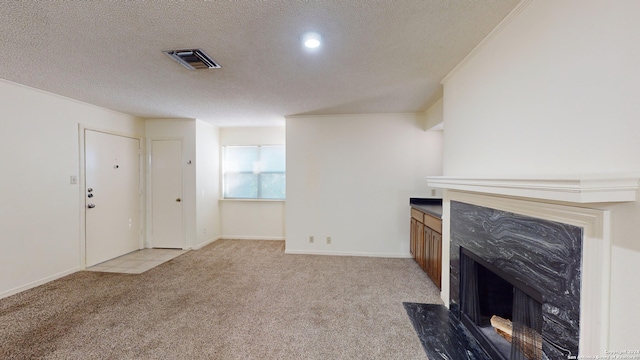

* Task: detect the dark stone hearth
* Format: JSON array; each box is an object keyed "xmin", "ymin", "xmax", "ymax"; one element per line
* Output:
[
  {"xmin": 451, "ymin": 201, "xmax": 583, "ymax": 360},
  {"xmin": 403, "ymin": 303, "xmax": 490, "ymax": 360}
]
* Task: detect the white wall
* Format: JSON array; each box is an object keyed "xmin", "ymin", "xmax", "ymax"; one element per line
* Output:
[
  {"xmin": 220, "ymin": 201, "xmax": 285, "ymax": 240},
  {"xmin": 219, "ymin": 126, "xmax": 286, "ymax": 240},
  {"xmin": 423, "ymin": 98, "xmax": 443, "ymax": 131},
  {"xmin": 286, "ymin": 113, "xmax": 443, "ymax": 257},
  {"xmin": 220, "ymin": 127, "xmax": 285, "ymax": 146},
  {"xmin": 442, "ymin": 0, "xmax": 640, "ymax": 350},
  {"xmin": 0, "ymin": 79, "xmax": 144, "ymax": 298},
  {"xmin": 195, "ymin": 120, "xmax": 221, "ymax": 248},
  {"xmin": 443, "ymin": 0, "xmax": 640, "ymax": 176}
]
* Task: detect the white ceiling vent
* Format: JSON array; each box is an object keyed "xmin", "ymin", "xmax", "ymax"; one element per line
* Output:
[{"xmin": 163, "ymin": 49, "xmax": 221, "ymax": 70}]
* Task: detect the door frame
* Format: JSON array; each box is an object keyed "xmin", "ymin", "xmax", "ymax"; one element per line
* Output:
[
  {"xmin": 78, "ymin": 125, "xmax": 144, "ymax": 269},
  {"xmin": 146, "ymin": 137, "xmax": 186, "ymax": 249}
]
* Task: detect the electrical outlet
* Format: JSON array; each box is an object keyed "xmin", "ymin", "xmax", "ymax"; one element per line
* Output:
[
  {"xmin": 203, "ymin": 228, "xmax": 207, "ymax": 234},
  {"xmin": 431, "ymin": 189, "xmax": 436, "ymax": 196},
  {"xmin": 70, "ymin": 175, "xmax": 78, "ymax": 185},
  {"xmin": 309, "ymin": 236, "xmax": 314, "ymax": 243},
  {"xmin": 326, "ymin": 236, "xmax": 331, "ymax": 244}
]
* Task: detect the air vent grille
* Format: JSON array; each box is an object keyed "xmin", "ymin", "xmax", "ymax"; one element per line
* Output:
[{"xmin": 163, "ymin": 49, "xmax": 221, "ymax": 70}]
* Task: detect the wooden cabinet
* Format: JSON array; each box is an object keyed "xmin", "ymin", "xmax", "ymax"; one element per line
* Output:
[{"xmin": 410, "ymin": 208, "xmax": 442, "ymax": 290}]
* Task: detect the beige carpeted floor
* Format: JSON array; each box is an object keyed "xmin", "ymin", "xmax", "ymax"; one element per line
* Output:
[{"xmin": 0, "ymin": 239, "xmax": 442, "ymax": 359}]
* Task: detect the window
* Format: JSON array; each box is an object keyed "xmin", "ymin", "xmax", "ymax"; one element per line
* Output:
[{"xmin": 223, "ymin": 145, "xmax": 285, "ymax": 199}]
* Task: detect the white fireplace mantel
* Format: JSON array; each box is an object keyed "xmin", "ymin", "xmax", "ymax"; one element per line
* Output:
[
  {"xmin": 432, "ymin": 174, "xmax": 640, "ymax": 356},
  {"xmin": 426, "ymin": 174, "xmax": 639, "ymax": 203}
]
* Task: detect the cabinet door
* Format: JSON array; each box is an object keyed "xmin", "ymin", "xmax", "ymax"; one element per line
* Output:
[
  {"xmin": 423, "ymin": 226, "xmax": 431, "ymax": 274},
  {"xmin": 432, "ymin": 231, "xmax": 442, "ymax": 289},
  {"xmin": 410, "ymin": 218, "xmax": 416, "ymax": 258},
  {"xmin": 416, "ymin": 221, "xmax": 425, "ymax": 269}
]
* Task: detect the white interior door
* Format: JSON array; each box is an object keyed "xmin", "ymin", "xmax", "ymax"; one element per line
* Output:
[
  {"xmin": 151, "ymin": 139, "xmax": 184, "ymax": 249},
  {"xmin": 85, "ymin": 130, "xmax": 141, "ymax": 267}
]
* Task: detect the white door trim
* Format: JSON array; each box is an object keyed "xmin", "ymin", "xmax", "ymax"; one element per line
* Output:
[
  {"xmin": 78, "ymin": 124, "xmax": 144, "ymax": 269},
  {"xmin": 146, "ymin": 137, "xmax": 186, "ymax": 249}
]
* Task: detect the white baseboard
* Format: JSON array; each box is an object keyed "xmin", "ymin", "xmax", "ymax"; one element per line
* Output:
[
  {"xmin": 220, "ymin": 236, "xmax": 285, "ymax": 241},
  {"xmin": 0, "ymin": 267, "xmax": 81, "ymax": 300},
  {"xmin": 284, "ymin": 249, "xmax": 412, "ymax": 258},
  {"xmin": 191, "ymin": 236, "xmax": 221, "ymax": 250}
]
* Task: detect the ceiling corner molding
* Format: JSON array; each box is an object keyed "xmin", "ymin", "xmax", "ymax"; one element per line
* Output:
[
  {"xmin": 441, "ymin": 0, "xmax": 533, "ymax": 85},
  {"xmin": 426, "ymin": 175, "xmax": 639, "ymax": 204}
]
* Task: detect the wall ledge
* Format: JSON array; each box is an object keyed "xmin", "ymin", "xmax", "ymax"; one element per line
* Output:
[{"xmin": 427, "ymin": 175, "xmax": 639, "ymax": 203}]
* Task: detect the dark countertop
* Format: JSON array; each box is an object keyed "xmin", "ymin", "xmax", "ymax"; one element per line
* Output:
[{"xmin": 410, "ymin": 198, "xmax": 443, "ymax": 218}]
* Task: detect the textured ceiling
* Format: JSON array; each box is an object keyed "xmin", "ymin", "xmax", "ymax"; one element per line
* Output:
[{"xmin": 1, "ymin": 0, "xmax": 520, "ymax": 126}]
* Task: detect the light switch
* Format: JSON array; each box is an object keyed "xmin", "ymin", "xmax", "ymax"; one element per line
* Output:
[{"xmin": 70, "ymin": 176, "xmax": 78, "ymax": 185}]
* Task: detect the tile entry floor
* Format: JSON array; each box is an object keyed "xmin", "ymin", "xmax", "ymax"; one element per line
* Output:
[{"xmin": 86, "ymin": 248, "xmax": 188, "ymax": 274}]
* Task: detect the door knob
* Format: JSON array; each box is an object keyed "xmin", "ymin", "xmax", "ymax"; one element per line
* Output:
[
  {"xmin": 176, "ymin": 198, "xmax": 181, "ymax": 202},
  {"xmin": 87, "ymin": 203, "xmax": 96, "ymax": 209}
]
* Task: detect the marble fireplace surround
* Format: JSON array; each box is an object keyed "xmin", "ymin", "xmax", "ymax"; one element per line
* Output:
[
  {"xmin": 427, "ymin": 175, "xmax": 640, "ymax": 357},
  {"xmin": 452, "ymin": 200, "xmax": 582, "ymax": 359}
]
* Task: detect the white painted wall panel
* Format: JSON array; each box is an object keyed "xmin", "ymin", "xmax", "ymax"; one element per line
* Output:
[
  {"xmin": 220, "ymin": 201, "xmax": 285, "ymax": 240},
  {"xmin": 0, "ymin": 79, "xmax": 144, "ymax": 298},
  {"xmin": 195, "ymin": 120, "xmax": 221, "ymax": 248},
  {"xmin": 443, "ymin": 0, "xmax": 640, "ymax": 176},
  {"xmin": 220, "ymin": 127, "xmax": 285, "ymax": 146},
  {"xmin": 286, "ymin": 113, "xmax": 443, "ymax": 256},
  {"xmin": 423, "ymin": 98, "xmax": 443, "ymax": 131}
]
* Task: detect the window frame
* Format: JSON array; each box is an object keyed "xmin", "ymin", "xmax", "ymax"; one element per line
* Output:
[{"xmin": 222, "ymin": 144, "xmax": 286, "ymax": 200}]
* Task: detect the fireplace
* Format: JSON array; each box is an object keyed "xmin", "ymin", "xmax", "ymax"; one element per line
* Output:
[
  {"xmin": 424, "ymin": 175, "xmax": 636, "ymax": 358},
  {"xmin": 451, "ymin": 201, "xmax": 583, "ymax": 360}
]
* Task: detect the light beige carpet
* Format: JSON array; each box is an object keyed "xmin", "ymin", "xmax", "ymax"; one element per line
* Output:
[{"xmin": 0, "ymin": 239, "xmax": 442, "ymax": 359}]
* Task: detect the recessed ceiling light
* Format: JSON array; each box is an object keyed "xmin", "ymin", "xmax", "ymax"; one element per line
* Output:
[{"xmin": 302, "ymin": 32, "xmax": 322, "ymax": 49}]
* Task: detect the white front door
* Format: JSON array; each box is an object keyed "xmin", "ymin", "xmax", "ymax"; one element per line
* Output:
[
  {"xmin": 85, "ymin": 130, "xmax": 141, "ymax": 267},
  {"xmin": 151, "ymin": 139, "xmax": 184, "ymax": 249}
]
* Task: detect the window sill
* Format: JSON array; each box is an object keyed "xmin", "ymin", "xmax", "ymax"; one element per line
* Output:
[{"xmin": 219, "ymin": 198, "xmax": 286, "ymax": 203}]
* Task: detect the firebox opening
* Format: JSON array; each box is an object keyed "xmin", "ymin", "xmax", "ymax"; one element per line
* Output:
[
  {"xmin": 477, "ymin": 263, "xmax": 514, "ymax": 325},
  {"xmin": 460, "ymin": 247, "xmax": 544, "ymax": 360}
]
